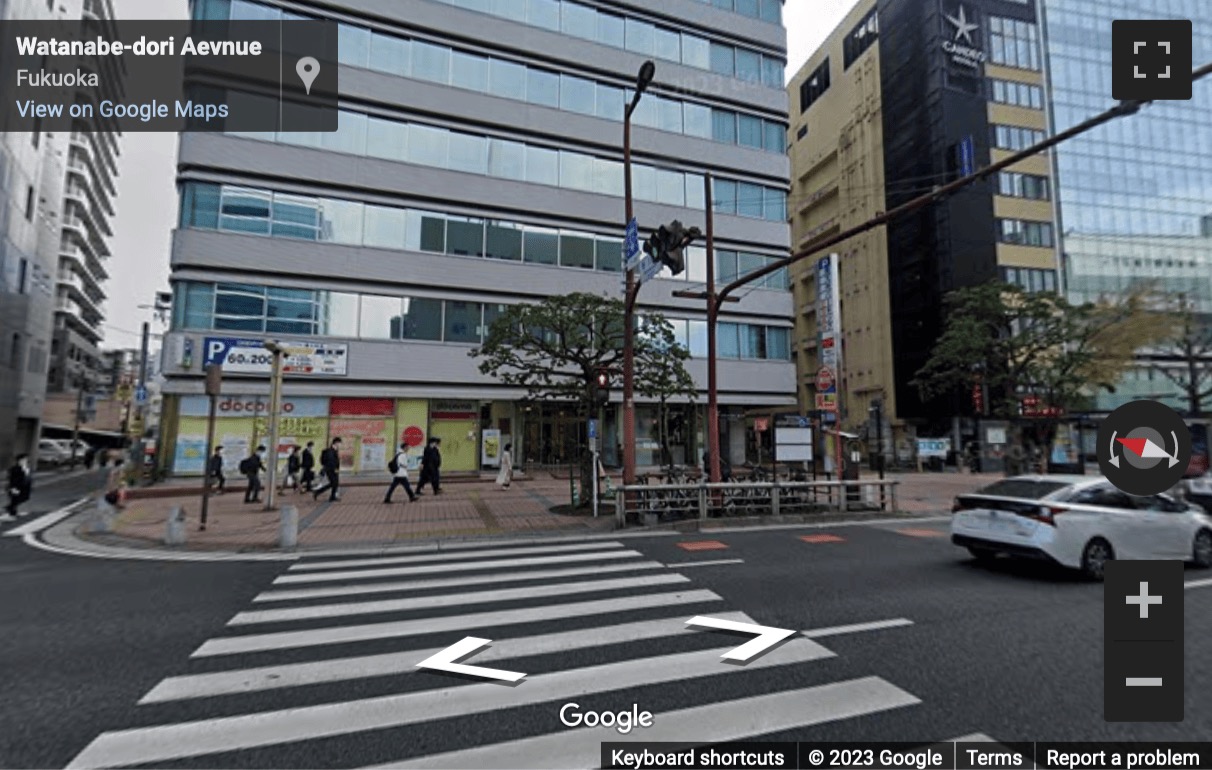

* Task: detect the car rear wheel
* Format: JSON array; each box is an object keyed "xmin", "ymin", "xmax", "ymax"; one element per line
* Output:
[
  {"xmin": 1193, "ymin": 529, "xmax": 1212, "ymax": 568},
  {"xmin": 967, "ymin": 546, "xmax": 998, "ymax": 561},
  {"xmin": 1081, "ymin": 538, "xmax": 1113, "ymax": 581}
]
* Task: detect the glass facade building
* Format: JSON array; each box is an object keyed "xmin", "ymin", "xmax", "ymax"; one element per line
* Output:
[{"xmin": 1041, "ymin": 0, "xmax": 1212, "ymax": 410}]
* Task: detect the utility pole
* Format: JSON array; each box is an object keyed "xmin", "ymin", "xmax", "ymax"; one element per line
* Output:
[
  {"xmin": 704, "ymin": 174, "xmax": 721, "ymax": 484},
  {"xmin": 131, "ymin": 320, "xmax": 150, "ymax": 480},
  {"xmin": 200, "ymin": 363, "xmax": 221, "ymax": 531},
  {"xmin": 70, "ymin": 378, "xmax": 87, "ymax": 469},
  {"xmin": 263, "ymin": 341, "xmax": 285, "ymax": 511}
]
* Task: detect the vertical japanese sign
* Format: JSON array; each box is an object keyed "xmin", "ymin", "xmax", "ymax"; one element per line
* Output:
[{"xmin": 815, "ymin": 254, "xmax": 842, "ymax": 415}]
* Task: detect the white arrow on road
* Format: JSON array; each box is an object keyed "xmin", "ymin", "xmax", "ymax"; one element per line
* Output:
[
  {"xmin": 686, "ymin": 615, "xmax": 796, "ymax": 663},
  {"xmin": 415, "ymin": 637, "xmax": 526, "ymax": 683}
]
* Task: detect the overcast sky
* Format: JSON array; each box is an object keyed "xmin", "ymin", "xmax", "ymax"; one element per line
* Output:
[{"xmin": 102, "ymin": 0, "xmax": 858, "ymax": 351}]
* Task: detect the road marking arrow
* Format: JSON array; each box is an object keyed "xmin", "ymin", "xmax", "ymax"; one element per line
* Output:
[
  {"xmin": 686, "ymin": 615, "xmax": 796, "ymax": 663},
  {"xmin": 415, "ymin": 637, "xmax": 526, "ymax": 682}
]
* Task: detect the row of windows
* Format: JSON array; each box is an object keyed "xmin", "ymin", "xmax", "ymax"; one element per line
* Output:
[
  {"xmin": 226, "ymin": 108, "xmax": 788, "ymax": 221},
  {"xmin": 996, "ymin": 218, "xmax": 1054, "ymax": 247},
  {"xmin": 997, "ymin": 171, "xmax": 1051, "ymax": 200},
  {"xmin": 178, "ymin": 183, "xmax": 793, "ymax": 290},
  {"xmin": 798, "ymin": 58, "xmax": 830, "ymax": 113},
  {"xmin": 989, "ymin": 15, "xmax": 1041, "ymax": 71},
  {"xmin": 691, "ymin": 0, "xmax": 782, "ymax": 24},
  {"xmin": 1001, "ymin": 267, "xmax": 1058, "ymax": 293},
  {"xmin": 326, "ymin": 20, "xmax": 789, "ymax": 153},
  {"xmin": 989, "ymin": 78, "xmax": 1043, "ymax": 109},
  {"xmin": 843, "ymin": 8, "xmax": 879, "ymax": 70},
  {"xmin": 992, "ymin": 124, "xmax": 1046, "ymax": 151},
  {"xmin": 427, "ymin": 0, "xmax": 786, "ymax": 87},
  {"xmin": 173, "ymin": 281, "xmax": 793, "ymax": 360}
]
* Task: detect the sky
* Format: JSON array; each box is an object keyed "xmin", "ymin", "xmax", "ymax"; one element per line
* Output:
[{"xmin": 102, "ymin": 0, "xmax": 858, "ymax": 352}]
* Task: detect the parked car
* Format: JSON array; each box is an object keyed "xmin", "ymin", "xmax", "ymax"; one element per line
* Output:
[
  {"xmin": 951, "ymin": 474, "xmax": 1212, "ymax": 580},
  {"xmin": 1184, "ymin": 473, "xmax": 1212, "ymax": 515},
  {"xmin": 36, "ymin": 439, "xmax": 71, "ymax": 468}
]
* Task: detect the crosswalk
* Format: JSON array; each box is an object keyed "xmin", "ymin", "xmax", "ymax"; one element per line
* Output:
[{"xmin": 67, "ymin": 539, "xmax": 963, "ymax": 769}]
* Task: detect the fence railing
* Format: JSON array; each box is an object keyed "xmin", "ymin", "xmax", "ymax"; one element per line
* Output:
[{"xmin": 613, "ymin": 479, "xmax": 900, "ymax": 527}]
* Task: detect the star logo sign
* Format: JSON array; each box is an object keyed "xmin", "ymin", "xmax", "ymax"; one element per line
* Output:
[{"xmin": 946, "ymin": 6, "xmax": 979, "ymax": 45}]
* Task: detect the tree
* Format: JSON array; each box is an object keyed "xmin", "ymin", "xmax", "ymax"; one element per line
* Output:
[
  {"xmin": 471, "ymin": 292, "xmax": 694, "ymax": 503},
  {"xmin": 635, "ymin": 324, "xmax": 696, "ymax": 468},
  {"xmin": 912, "ymin": 281, "xmax": 1165, "ymax": 461},
  {"xmin": 1142, "ymin": 294, "xmax": 1212, "ymax": 417}
]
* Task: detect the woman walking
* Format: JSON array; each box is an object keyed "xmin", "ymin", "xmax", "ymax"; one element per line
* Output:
[{"xmin": 495, "ymin": 443, "xmax": 514, "ymax": 490}]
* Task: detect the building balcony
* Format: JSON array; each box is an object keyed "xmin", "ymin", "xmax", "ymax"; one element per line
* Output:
[
  {"xmin": 64, "ymin": 194, "xmax": 113, "ymax": 238},
  {"xmin": 57, "ymin": 286, "xmax": 104, "ymax": 322},
  {"xmin": 60, "ymin": 242, "xmax": 109, "ymax": 283},
  {"xmin": 58, "ymin": 268, "xmax": 106, "ymax": 305},
  {"xmin": 68, "ymin": 137, "xmax": 117, "ymax": 198},
  {"xmin": 70, "ymin": 128, "xmax": 119, "ymax": 177},
  {"xmin": 62, "ymin": 215, "xmax": 111, "ymax": 259},
  {"xmin": 66, "ymin": 163, "xmax": 115, "ymax": 217}
]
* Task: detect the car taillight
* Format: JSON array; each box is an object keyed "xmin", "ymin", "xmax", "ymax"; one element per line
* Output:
[{"xmin": 1032, "ymin": 505, "xmax": 1066, "ymax": 526}]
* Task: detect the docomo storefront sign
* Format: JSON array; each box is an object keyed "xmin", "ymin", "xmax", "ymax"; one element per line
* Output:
[
  {"xmin": 178, "ymin": 394, "xmax": 329, "ymax": 417},
  {"xmin": 202, "ymin": 337, "xmax": 349, "ymax": 376}
]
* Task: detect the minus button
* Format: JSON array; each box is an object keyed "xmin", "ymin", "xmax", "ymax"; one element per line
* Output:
[{"xmin": 1126, "ymin": 677, "xmax": 1164, "ymax": 686}]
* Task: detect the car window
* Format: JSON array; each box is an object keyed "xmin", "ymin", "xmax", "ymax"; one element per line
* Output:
[
  {"xmin": 1134, "ymin": 494, "xmax": 1187, "ymax": 512},
  {"xmin": 975, "ymin": 479, "xmax": 1070, "ymax": 499},
  {"xmin": 1070, "ymin": 485, "xmax": 1135, "ymax": 509}
]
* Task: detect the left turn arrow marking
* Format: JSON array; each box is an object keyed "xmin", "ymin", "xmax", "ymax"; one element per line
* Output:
[{"xmin": 415, "ymin": 637, "xmax": 526, "ymax": 683}]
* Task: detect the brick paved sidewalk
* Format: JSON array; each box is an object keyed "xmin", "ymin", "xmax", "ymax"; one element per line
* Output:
[{"xmin": 83, "ymin": 468, "xmax": 1004, "ymax": 552}]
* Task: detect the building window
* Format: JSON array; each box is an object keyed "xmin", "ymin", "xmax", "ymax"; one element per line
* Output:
[
  {"xmin": 799, "ymin": 58, "xmax": 830, "ymax": 113},
  {"xmin": 997, "ymin": 172, "xmax": 1050, "ymax": 200},
  {"xmin": 997, "ymin": 218, "xmax": 1054, "ymax": 247},
  {"xmin": 988, "ymin": 15, "xmax": 1040, "ymax": 71},
  {"xmin": 1002, "ymin": 267, "xmax": 1056, "ymax": 292},
  {"xmin": 24, "ymin": 186, "xmax": 34, "ymax": 221},
  {"xmin": 843, "ymin": 7, "xmax": 878, "ymax": 70},
  {"xmin": 991, "ymin": 124, "xmax": 1045, "ymax": 150},
  {"xmin": 989, "ymin": 78, "xmax": 1042, "ymax": 108}
]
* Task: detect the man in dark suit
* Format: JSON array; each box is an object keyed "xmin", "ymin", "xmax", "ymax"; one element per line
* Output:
[
  {"xmin": 300, "ymin": 441, "xmax": 316, "ymax": 492},
  {"xmin": 5, "ymin": 454, "xmax": 33, "ymax": 519},
  {"xmin": 313, "ymin": 437, "xmax": 342, "ymax": 502},
  {"xmin": 415, "ymin": 437, "xmax": 443, "ymax": 496}
]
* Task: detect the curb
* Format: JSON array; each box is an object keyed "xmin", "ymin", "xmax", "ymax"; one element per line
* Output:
[{"xmin": 24, "ymin": 505, "xmax": 949, "ymax": 562}]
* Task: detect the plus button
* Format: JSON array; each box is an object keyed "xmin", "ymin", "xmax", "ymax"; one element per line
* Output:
[{"xmin": 1126, "ymin": 581, "xmax": 1163, "ymax": 619}]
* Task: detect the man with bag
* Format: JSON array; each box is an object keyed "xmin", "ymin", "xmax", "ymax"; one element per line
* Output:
[
  {"xmin": 312, "ymin": 437, "xmax": 342, "ymax": 502},
  {"xmin": 415, "ymin": 437, "xmax": 442, "ymax": 496},
  {"xmin": 383, "ymin": 442, "xmax": 418, "ymax": 504},
  {"xmin": 241, "ymin": 446, "xmax": 266, "ymax": 504}
]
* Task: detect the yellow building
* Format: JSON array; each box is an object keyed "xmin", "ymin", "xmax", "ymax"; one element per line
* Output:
[{"xmin": 787, "ymin": 0, "xmax": 1060, "ymax": 457}]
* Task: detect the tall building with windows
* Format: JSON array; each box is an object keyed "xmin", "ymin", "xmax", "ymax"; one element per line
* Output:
[
  {"xmin": 161, "ymin": 0, "xmax": 793, "ymax": 476},
  {"xmin": 788, "ymin": 0, "xmax": 1060, "ymax": 451},
  {"xmin": 1040, "ymin": 0, "xmax": 1212, "ymax": 413}
]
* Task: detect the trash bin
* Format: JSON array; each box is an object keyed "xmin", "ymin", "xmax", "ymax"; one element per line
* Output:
[{"xmin": 843, "ymin": 461, "xmax": 861, "ymax": 502}]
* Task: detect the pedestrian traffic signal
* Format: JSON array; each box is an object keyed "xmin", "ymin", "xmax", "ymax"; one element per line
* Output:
[
  {"xmin": 642, "ymin": 220, "xmax": 701, "ymax": 277},
  {"xmin": 594, "ymin": 368, "xmax": 610, "ymax": 405}
]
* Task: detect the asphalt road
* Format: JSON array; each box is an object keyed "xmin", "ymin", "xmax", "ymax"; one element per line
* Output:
[{"xmin": 3, "ymin": 516, "xmax": 1209, "ymax": 769}]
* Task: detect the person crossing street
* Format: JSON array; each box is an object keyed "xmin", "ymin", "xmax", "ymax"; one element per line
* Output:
[{"xmin": 383, "ymin": 442, "xmax": 418, "ymax": 504}]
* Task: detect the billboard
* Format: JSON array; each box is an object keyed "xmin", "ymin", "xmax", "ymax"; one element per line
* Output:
[
  {"xmin": 202, "ymin": 337, "xmax": 348, "ymax": 376},
  {"xmin": 815, "ymin": 255, "xmax": 842, "ymax": 412}
]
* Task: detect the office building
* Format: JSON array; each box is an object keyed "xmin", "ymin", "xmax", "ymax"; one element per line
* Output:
[
  {"xmin": 788, "ymin": 0, "xmax": 1060, "ymax": 450},
  {"xmin": 159, "ymin": 0, "xmax": 793, "ymax": 475},
  {"xmin": 1040, "ymin": 0, "xmax": 1212, "ymax": 413}
]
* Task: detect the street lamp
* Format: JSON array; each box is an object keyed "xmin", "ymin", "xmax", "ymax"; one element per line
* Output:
[{"xmin": 621, "ymin": 60, "xmax": 656, "ymax": 486}]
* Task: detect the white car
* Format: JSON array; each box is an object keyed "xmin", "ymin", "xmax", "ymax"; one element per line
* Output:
[{"xmin": 951, "ymin": 475, "xmax": 1212, "ymax": 580}]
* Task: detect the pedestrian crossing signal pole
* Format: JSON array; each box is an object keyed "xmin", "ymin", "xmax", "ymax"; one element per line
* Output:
[{"xmin": 200, "ymin": 364, "xmax": 222, "ymax": 531}]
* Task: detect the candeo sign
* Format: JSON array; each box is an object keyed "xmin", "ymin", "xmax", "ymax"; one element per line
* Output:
[{"xmin": 942, "ymin": 6, "xmax": 988, "ymax": 69}]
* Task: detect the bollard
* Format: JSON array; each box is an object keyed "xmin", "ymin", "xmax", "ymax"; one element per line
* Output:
[
  {"xmin": 279, "ymin": 504, "xmax": 299, "ymax": 549},
  {"xmin": 164, "ymin": 506, "xmax": 188, "ymax": 546}
]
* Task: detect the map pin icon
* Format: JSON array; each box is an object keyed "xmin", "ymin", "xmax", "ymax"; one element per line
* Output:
[{"xmin": 296, "ymin": 56, "xmax": 320, "ymax": 95}]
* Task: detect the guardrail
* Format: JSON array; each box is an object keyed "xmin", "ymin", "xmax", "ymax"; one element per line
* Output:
[{"xmin": 613, "ymin": 479, "xmax": 900, "ymax": 527}]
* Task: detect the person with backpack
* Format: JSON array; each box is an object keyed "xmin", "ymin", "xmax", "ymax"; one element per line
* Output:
[
  {"xmin": 415, "ymin": 437, "xmax": 442, "ymax": 496},
  {"xmin": 281, "ymin": 445, "xmax": 301, "ymax": 493},
  {"xmin": 300, "ymin": 441, "xmax": 316, "ymax": 492},
  {"xmin": 383, "ymin": 442, "xmax": 418, "ymax": 504},
  {"xmin": 312, "ymin": 437, "xmax": 342, "ymax": 502},
  {"xmin": 208, "ymin": 446, "xmax": 226, "ymax": 493},
  {"xmin": 241, "ymin": 446, "xmax": 266, "ymax": 504}
]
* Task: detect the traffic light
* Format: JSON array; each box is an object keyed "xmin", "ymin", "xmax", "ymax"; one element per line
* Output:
[
  {"xmin": 594, "ymin": 368, "xmax": 610, "ymax": 405},
  {"xmin": 641, "ymin": 220, "xmax": 701, "ymax": 276}
]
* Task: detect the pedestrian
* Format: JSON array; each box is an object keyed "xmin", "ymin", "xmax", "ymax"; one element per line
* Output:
[
  {"xmin": 208, "ymin": 446, "xmax": 226, "ymax": 493},
  {"xmin": 102, "ymin": 458, "xmax": 127, "ymax": 511},
  {"xmin": 300, "ymin": 441, "xmax": 316, "ymax": 492},
  {"xmin": 281, "ymin": 446, "xmax": 301, "ymax": 493},
  {"xmin": 5, "ymin": 454, "xmax": 33, "ymax": 519},
  {"xmin": 415, "ymin": 437, "xmax": 442, "ymax": 496},
  {"xmin": 242, "ymin": 445, "xmax": 266, "ymax": 504},
  {"xmin": 495, "ymin": 443, "xmax": 513, "ymax": 490},
  {"xmin": 383, "ymin": 442, "xmax": 418, "ymax": 503},
  {"xmin": 83, "ymin": 445, "xmax": 96, "ymax": 469},
  {"xmin": 312, "ymin": 437, "xmax": 342, "ymax": 502}
]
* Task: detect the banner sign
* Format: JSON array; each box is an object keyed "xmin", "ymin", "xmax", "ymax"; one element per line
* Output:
[
  {"xmin": 917, "ymin": 438, "xmax": 952, "ymax": 459},
  {"xmin": 178, "ymin": 395, "xmax": 329, "ymax": 417},
  {"xmin": 203, "ymin": 337, "xmax": 348, "ymax": 376},
  {"xmin": 815, "ymin": 255, "xmax": 842, "ymax": 411}
]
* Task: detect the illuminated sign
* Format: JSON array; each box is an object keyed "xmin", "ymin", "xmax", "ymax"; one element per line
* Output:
[{"xmin": 942, "ymin": 6, "xmax": 987, "ymax": 69}]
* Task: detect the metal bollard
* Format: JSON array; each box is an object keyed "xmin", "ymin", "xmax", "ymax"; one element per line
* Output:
[
  {"xmin": 279, "ymin": 504, "xmax": 299, "ymax": 549},
  {"xmin": 165, "ymin": 506, "xmax": 188, "ymax": 546}
]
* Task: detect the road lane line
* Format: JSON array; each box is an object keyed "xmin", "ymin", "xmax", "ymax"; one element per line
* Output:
[
  {"xmin": 273, "ymin": 549, "xmax": 645, "ymax": 584},
  {"xmin": 254, "ymin": 560, "xmax": 667, "ymax": 602},
  {"xmin": 1185, "ymin": 577, "xmax": 1212, "ymax": 590},
  {"xmin": 802, "ymin": 618, "xmax": 914, "ymax": 638},
  {"xmin": 68, "ymin": 639, "xmax": 835, "ymax": 769},
  {"xmin": 663, "ymin": 558, "xmax": 744, "ymax": 568},
  {"xmin": 3, "ymin": 497, "xmax": 90, "ymax": 537},
  {"xmin": 143, "ymin": 611, "xmax": 759, "ymax": 702},
  {"xmin": 230, "ymin": 574, "xmax": 691, "ymax": 625},
  {"xmin": 289, "ymin": 541, "xmax": 627, "ymax": 571},
  {"xmin": 362, "ymin": 677, "xmax": 920, "ymax": 769},
  {"xmin": 192, "ymin": 589, "xmax": 722, "ymax": 657}
]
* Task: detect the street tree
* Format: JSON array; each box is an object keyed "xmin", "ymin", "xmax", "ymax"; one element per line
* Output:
[
  {"xmin": 471, "ymin": 292, "xmax": 694, "ymax": 503},
  {"xmin": 1142, "ymin": 294, "xmax": 1212, "ymax": 416},
  {"xmin": 635, "ymin": 319, "xmax": 696, "ymax": 468},
  {"xmin": 912, "ymin": 281, "xmax": 1164, "ymax": 460}
]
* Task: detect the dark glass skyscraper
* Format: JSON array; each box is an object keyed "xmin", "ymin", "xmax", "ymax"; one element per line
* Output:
[{"xmin": 1042, "ymin": 0, "xmax": 1212, "ymax": 412}]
